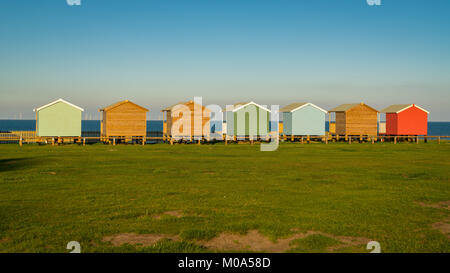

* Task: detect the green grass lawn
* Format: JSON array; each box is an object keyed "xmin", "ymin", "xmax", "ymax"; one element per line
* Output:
[{"xmin": 0, "ymin": 142, "xmax": 449, "ymax": 253}]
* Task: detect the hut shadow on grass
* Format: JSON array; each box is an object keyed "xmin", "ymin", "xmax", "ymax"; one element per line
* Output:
[{"xmin": 0, "ymin": 158, "xmax": 41, "ymax": 173}]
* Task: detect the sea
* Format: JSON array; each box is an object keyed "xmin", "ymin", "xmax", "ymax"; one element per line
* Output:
[{"xmin": 0, "ymin": 120, "xmax": 449, "ymax": 136}]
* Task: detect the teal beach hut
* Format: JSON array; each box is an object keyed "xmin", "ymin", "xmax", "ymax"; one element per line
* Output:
[
  {"xmin": 225, "ymin": 101, "xmax": 271, "ymax": 138},
  {"xmin": 280, "ymin": 102, "xmax": 327, "ymax": 136},
  {"xmin": 34, "ymin": 98, "xmax": 84, "ymax": 137}
]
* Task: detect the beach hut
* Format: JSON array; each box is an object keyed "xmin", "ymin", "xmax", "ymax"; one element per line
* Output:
[
  {"xmin": 162, "ymin": 100, "xmax": 211, "ymax": 139},
  {"xmin": 280, "ymin": 102, "xmax": 327, "ymax": 136},
  {"xmin": 34, "ymin": 98, "xmax": 83, "ymax": 137},
  {"xmin": 225, "ymin": 101, "xmax": 270, "ymax": 138},
  {"xmin": 381, "ymin": 104, "xmax": 429, "ymax": 135},
  {"xmin": 99, "ymin": 100, "xmax": 148, "ymax": 139},
  {"xmin": 329, "ymin": 103, "xmax": 378, "ymax": 136}
]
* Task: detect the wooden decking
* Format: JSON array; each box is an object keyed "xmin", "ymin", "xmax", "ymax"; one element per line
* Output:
[{"xmin": 0, "ymin": 131, "xmax": 447, "ymax": 146}]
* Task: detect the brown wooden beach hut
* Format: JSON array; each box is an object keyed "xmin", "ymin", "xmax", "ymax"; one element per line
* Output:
[
  {"xmin": 162, "ymin": 100, "xmax": 211, "ymax": 139},
  {"xmin": 99, "ymin": 100, "xmax": 148, "ymax": 140},
  {"xmin": 329, "ymin": 103, "xmax": 378, "ymax": 136}
]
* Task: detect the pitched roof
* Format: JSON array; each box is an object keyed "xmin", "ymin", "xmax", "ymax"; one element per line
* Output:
[
  {"xmin": 99, "ymin": 100, "xmax": 148, "ymax": 112},
  {"xmin": 226, "ymin": 101, "xmax": 271, "ymax": 113},
  {"xmin": 234, "ymin": 101, "xmax": 252, "ymax": 108},
  {"xmin": 381, "ymin": 104, "xmax": 429, "ymax": 114},
  {"xmin": 280, "ymin": 102, "xmax": 327, "ymax": 113},
  {"xmin": 161, "ymin": 100, "xmax": 210, "ymax": 112},
  {"xmin": 34, "ymin": 98, "xmax": 84, "ymax": 112},
  {"xmin": 329, "ymin": 103, "xmax": 378, "ymax": 113},
  {"xmin": 329, "ymin": 103, "xmax": 360, "ymax": 112},
  {"xmin": 162, "ymin": 101, "xmax": 189, "ymax": 111},
  {"xmin": 280, "ymin": 103, "xmax": 307, "ymax": 112}
]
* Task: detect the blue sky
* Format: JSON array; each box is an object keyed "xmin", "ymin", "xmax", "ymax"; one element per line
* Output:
[{"xmin": 0, "ymin": 0, "xmax": 449, "ymax": 120}]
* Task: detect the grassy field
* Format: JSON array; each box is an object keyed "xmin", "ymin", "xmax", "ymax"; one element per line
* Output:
[{"xmin": 0, "ymin": 142, "xmax": 449, "ymax": 253}]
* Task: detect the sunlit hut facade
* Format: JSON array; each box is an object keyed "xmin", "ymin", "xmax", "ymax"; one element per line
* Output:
[
  {"xmin": 99, "ymin": 100, "xmax": 148, "ymax": 141},
  {"xmin": 380, "ymin": 104, "xmax": 429, "ymax": 135},
  {"xmin": 329, "ymin": 103, "xmax": 378, "ymax": 136},
  {"xmin": 161, "ymin": 100, "xmax": 211, "ymax": 139},
  {"xmin": 225, "ymin": 101, "xmax": 270, "ymax": 139},
  {"xmin": 34, "ymin": 98, "xmax": 83, "ymax": 137},
  {"xmin": 280, "ymin": 102, "xmax": 327, "ymax": 136}
]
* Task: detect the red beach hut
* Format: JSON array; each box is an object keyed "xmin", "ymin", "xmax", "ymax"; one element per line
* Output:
[{"xmin": 381, "ymin": 104, "xmax": 429, "ymax": 136}]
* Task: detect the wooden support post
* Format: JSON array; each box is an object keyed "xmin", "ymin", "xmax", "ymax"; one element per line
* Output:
[
  {"xmin": 113, "ymin": 137, "xmax": 116, "ymax": 146},
  {"xmin": 301, "ymin": 137, "xmax": 304, "ymax": 144},
  {"xmin": 250, "ymin": 137, "xmax": 254, "ymax": 145},
  {"xmin": 52, "ymin": 137, "xmax": 55, "ymax": 146},
  {"xmin": 336, "ymin": 135, "xmax": 339, "ymax": 141},
  {"xmin": 394, "ymin": 136, "xmax": 397, "ymax": 144},
  {"xmin": 142, "ymin": 137, "xmax": 146, "ymax": 146},
  {"xmin": 325, "ymin": 134, "xmax": 328, "ymax": 144},
  {"xmin": 372, "ymin": 136, "xmax": 374, "ymax": 144},
  {"xmin": 348, "ymin": 136, "xmax": 351, "ymax": 144},
  {"xmin": 83, "ymin": 137, "xmax": 86, "ymax": 146},
  {"xmin": 170, "ymin": 137, "xmax": 174, "ymax": 145},
  {"xmin": 19, "ymin": 134, "xmax": 23, "ymax": 147},
  {"xmin": 416, "ymin": 136, "xmax": 419, "ymax": 144},
  {"xmin": 198, "ymin": 138, "xmax": 201, "ymax": 145},
  {"xmin": 438, "ymin": 136, "xmax": 440, "ymax": 144}
]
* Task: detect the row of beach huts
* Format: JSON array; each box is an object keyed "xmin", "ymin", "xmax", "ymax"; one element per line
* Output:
[{"xmin": 31, "ymin": 99, "xmax": 429, "ymax": 140}]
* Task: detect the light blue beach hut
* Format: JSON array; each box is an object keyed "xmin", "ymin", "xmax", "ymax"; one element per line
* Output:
[{"xmin": 280, "ymin": 102, "xmax": 327, "ymax": 136}]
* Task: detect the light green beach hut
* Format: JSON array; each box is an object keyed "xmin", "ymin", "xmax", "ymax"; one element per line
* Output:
[
  {"xmin": 34, "ymin": 98, "xmax": 84, "ymax": 137},
  {"xmin": 281, "ymin": 102, "xmax": 327, "ymax": 136},
  {"xmin": 225, "ymin": 101, "xmax": 271, "ymax": 138}
]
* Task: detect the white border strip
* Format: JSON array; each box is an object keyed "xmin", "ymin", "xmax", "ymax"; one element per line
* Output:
[
  {"xmin": 232, "ymin": 101, "xmax": 271, "ymax": 113},
  {"xmin": 34, "ymin": 98, "xmax": 84, "ymax": 112},
  {"xmin": 396, "ymin": 104, "xmax": 429, "ymax": 114},
  {"xmin": 290, "ymin": 103, "xmax": 328, "ymax": 113}
]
